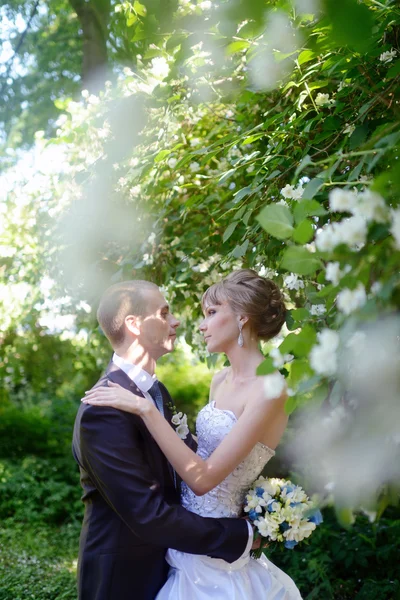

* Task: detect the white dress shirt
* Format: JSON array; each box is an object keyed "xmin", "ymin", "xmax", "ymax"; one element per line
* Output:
[{"xmin": 112, "ymin": 353, "xmax": 254, "ymax": 558}]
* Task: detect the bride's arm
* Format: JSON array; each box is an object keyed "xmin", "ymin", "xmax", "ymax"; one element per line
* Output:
[{"xmin": 82, "ymin": 376, "xmax": 287, "ymax": 496}]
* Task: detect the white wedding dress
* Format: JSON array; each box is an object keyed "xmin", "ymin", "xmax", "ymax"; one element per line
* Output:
[{"xmin": 156, "ymin": 400, "xmax": 302, "ymax": 599}]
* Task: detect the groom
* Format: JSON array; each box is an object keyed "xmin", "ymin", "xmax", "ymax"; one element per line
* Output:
[{"xmin": 72, "ymin": 280, "xmax": 252, "ymax": 600}]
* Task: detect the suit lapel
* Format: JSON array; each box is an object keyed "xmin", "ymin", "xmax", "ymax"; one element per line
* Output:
[{"xmin": 104, "ymin": 362, "xmax": 179, "ymax": 489}]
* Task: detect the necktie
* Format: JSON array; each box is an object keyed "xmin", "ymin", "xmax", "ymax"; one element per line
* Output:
[
  {"xmin": 148, "ymin": 380, "xmax": 177, "ymax": 489},
  {"xmin": 148, "ymin": 380, "xmax": 164, "ymax": 417}
]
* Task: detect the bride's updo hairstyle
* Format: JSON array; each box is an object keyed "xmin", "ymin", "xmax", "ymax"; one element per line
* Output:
[{"xmin": 202, "ymin": 269, "xmax": 286, "ymax": 341}]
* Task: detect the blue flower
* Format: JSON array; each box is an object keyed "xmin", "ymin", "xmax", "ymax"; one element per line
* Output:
[
  {"xmin": 284, "ymin": 540, "xmax": 298, "ymax": 550},
  {"xmin": 248, "ymin": 509, "xmax": 259, "ymax": 521},
  {"xmin": 255, "ymin": 487, "xmax": 265, "ymax": 498},
  {"xmin": 267, "ymin": 500, "xmax": 276, "ymax": 513},
  {"xmin": 290, "ymin": 502, "xmax": 302, "ymax": 508},
  {"xmin": 280, "ymin": 522, "xmax": 290, "ymax": 532},
  {"xmin": 282, "ymin": 484, "xmax": 295, "ymax": 495},
  {"xmin": 308, "ymin": 509, "xmax": 323, "ymax": 525}
]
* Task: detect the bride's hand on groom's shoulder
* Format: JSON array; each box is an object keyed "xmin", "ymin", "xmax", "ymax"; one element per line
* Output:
[{"xmin": 81, "ymin": 381, "xmax": 154, "ymax": 417}]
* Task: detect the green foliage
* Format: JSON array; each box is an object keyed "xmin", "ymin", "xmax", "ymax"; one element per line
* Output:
[
  {"xmin": 267, "ymin": 507, "xmax": 400, "ymax": 600},
  {"xmin": 157, "ymin": 351, "xmax": 213, "ymax": 429},
  {"xmin": 0, "ymin": 457, "xmax": 81, "ymax": 524}
]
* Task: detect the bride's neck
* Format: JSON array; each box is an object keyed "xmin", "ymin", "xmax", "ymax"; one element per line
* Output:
[{"xmin": 225, "ymin": 344, "xmax": 264, "ymax": 381}]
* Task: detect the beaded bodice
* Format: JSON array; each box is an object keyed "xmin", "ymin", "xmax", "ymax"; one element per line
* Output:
[{"xmin": 181, "ymin": 401, "xmax": 275, "ymax": 518}]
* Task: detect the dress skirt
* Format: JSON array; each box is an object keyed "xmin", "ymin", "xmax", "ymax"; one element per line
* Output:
[{"xmin": 155, "ymin": 548, "xmax": 303, "ymax": 600}]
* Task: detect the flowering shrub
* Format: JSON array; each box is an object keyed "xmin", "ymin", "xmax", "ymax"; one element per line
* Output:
[{"xmin": 0, "ymin": 0, "xmax": 399, "ymax": 516}]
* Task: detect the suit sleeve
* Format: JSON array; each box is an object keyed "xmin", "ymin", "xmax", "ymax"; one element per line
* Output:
[{"xmin": 80, "ymin": 405, "xmax": 248, "ymax": 563}]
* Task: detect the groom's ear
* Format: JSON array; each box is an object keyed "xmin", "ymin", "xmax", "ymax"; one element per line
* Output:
[{"xmin": 125, "ymin": 315, "xmax": 141, "ymax": 336}]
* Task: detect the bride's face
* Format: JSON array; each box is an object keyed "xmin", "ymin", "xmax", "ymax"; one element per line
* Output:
[{"xmin": 199, "ymin": 301, "xmax": 239, "ymax": 353}]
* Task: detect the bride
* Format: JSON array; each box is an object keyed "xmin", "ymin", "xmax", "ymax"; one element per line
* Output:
[{"xmin": 83, "ymin": 269, "xmax": 302, "ymax": 599}]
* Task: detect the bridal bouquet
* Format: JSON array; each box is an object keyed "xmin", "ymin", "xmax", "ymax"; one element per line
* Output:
[{"xmin": 244, "ymin": 477, "xmax": 322, "ymax": 558}]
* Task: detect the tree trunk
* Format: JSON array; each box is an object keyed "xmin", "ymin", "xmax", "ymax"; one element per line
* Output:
[{"xmin": 68, "ymin": 0, "xmax": 111, "ymax": 91}]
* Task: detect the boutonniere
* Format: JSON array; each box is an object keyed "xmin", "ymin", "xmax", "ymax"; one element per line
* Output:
[{"xmin": 167, "ymin": 403, "xmax": 189, "ymax": 440}]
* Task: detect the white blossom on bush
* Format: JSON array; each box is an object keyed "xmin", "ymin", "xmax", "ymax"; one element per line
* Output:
[
  {"xmin": 315, "ymin": 93, "xmax": 332, "ymax": 107},
  {"xmin": 336, "ymin": 283, "xmax": 367, "ymax": 315},
  {"xmin": 379, "ymin": 49, "xmax": 397, "ymax": 63},
  {"xmin": 309, "ymin": 329, "xmax": 339, "ymax": 376},
  {"xmin": 329, "ymin": 188, "xmax": 357, "ymax": 213},
  {"xmin": 356, "ymin": 190, "xmax": 388, "ymax": 223},
  {"xmin": 343, "ymin": 123, "xmax": 355, "ymax": 135},
  {"xmin": 283, "ymin": 273, "xmax": 304, "ymax": 291},
  {"xmin": 264, "ymin": 371, "xmax": 287, "ymax": 399},
  {"xmin": 315, "ymin": 224, "xmax": 340, "ymax": 252},
  {"xmin": 338, "ymin": 216, "xmax": 368, "ymax": 248},
  {"xmin": 325, "ymin": 262, "xmax": 352, "ymax": 286},
  {"xmin": 280, "ymin": 183, "xmax": 304, "ymax": 200},
  {"xmin": 310, "ymin": 304, "xmax": 326, "ymax": 316},
  {"xmin": 390, "ymin": 208, "xmax": 400, "ymax": 248},
  {"xmin": 269, "ymin": 348, "xmax": 294, "ymax": 368}
]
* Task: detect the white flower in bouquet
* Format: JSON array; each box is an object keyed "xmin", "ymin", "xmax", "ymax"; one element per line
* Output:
[
  {"xmin": 284, "ymin": 519, "xmax": 316, "ymax": 543},
  {"xmin": 254, "ymin": 516, "xmax": 281, "ymax": 541},
  {"xmin": 244, "ymin": 477, "xmax": 322, "ymax": 556}
]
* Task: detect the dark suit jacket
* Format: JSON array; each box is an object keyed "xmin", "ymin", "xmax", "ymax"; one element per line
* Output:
[{"xmin": 72, "ymin": 361, "xmax": 248, "ymax": 600}]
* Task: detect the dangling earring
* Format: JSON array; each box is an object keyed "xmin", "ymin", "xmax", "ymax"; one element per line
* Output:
[{"xmin": 238, "ymin": 322, "xmax": 244, "ymax": 347}]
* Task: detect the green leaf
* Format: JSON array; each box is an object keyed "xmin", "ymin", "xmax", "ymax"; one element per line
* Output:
[
  {"xmin": 325, "ymin": 0, "xmax": 374, "ymax": 52},
  {"xmin": 281, "ymin": 246, "xmax": 321, "ymax": 275},
  {"xmin": 166, "ymin": 33, "xmax": 187, "ymax": 51},
  {"xmin": 285, "ymin": 395, "xmax": 297, "ymax": 415},
  {"xmin": 266, "ymin": 169, "xmax": 282, "ymax": 181},
  {"xmin": 218, "ymin": 169, "xmax": 236, "ymax": 184},
  {"xmin": 294, "ymin": 155, "xmax": 313, "ymax": 179},
  {"xmin": 233, "ymin": 186, "xmax": 253, "ymax": 203},
  {"xmin": 293, "ymin": 200, "xmax": 327, "ymax": 224},
  {"xmin": 226, "ymin": 40, "xmax": 250, "ymax": 55},
  {"xmin": 223, "ymin": 221, "xmax": 239, "ymax": 243},
  {"xmin": 289, "ymin": 359, "xmax": 313, "ymax": 386},
  {"xmin": 133, "ymin": 1, "xmax": 147, "ymax": 16},
  {"xmin": 335, "ymin": 506, "xmax": 355, "ymax": 529},
  {"xmin": 126, "ymin": 13, "xmax": 138, "ymax": 26},
  {"xmin": 292, "ymin": 308, "xmax": 310, "ymax": 321},
  {"xmin": 291, "ymin": 324, "xmax": 317, "ymax": 357},
  {"xmin": 286, "ymin": 311, "xmax": 296, "ymax": 331},
  {"xmin": 349, "ymin": 125, "xmax": 369, "ymax": 150},
  {"xmin": 329, "ymin": 380, "xmax": 343, "ymax": 407},
  {"xmin": 302, "ymin": 177, "xmax": 324, "ymax": 200},
  {"xmin": 257, "ymin": 204, "xmax": 294, "ymax": 240},
  {"xmin": 387, "ymin": 59, "xmax": 400, "ymax": 80},
  {"xmin": 256, "ymin": 357, "xmax": 275, "ymax": 375},
  {"xmin": 293, "ymin": 219, "xmax": 314, "ymax": 244},
  {"xmin": 154, "ymin": 149, "xmax": 170, "ymax": 163},
  {"xmin": 297, "ymin": 50, "xmax": 315, "ymax": 65},
  {"xmin": 232, "ymin": 239, "xmax": 249, "ymax": 258}
]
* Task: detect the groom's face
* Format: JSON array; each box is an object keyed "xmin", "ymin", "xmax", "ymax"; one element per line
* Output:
[{"xmin": 136, "ymin": 288, "xmax": 180, "ymax": 359}]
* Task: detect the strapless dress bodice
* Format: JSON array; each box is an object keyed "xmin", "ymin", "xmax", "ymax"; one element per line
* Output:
[{"xmin": 180, "ymin": 401, "xmax": 275, "ymax": 518}]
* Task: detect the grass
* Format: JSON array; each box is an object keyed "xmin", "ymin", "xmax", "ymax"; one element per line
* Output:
[{"xmin": 0, "ymin": 520, "xmax": 79, "ymax": 600}]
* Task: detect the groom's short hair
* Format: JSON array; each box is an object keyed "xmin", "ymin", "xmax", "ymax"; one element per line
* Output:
[{"xmin": 97, "ymin": 280, "xmax": 158, "ymax": 347}]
